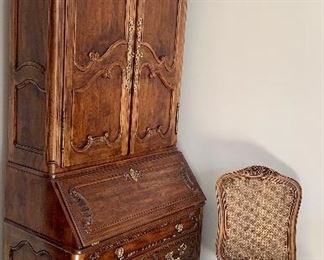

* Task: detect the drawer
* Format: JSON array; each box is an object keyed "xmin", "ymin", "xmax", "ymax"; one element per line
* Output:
[
  {"xmin": 87, "ymin": 207, "xmax": 202, "ymax": 259},
  {"xmin": 134, "ymin": 232, "xmax": 201, "ymax": 260}
]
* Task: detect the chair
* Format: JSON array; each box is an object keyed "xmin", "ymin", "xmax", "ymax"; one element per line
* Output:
[{"xmin": 216, "ymin": 166, "xmax": 302, "ymax": 260}]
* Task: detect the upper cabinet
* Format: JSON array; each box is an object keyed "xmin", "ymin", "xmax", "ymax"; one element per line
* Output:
[{"xmin": 9, "ymin": 0, "xmax": 188, "ymax": 172}]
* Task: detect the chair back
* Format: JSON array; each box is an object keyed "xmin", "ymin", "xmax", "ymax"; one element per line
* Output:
[{"xmin": 216, "ymin": 166, "xmax": 302, "ymax": 260}]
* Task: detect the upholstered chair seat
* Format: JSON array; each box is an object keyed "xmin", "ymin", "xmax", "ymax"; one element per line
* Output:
[{"xmin": 216, "ymin": 166, "xmax": 302, "ymax": 260}]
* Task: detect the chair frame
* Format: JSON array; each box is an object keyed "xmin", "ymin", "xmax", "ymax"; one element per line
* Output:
[{"xmin": 216, "ymin": 166, "xmax": 302, "ymax": 260}]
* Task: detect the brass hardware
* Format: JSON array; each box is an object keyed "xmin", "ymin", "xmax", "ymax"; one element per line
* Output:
[
  {"xmin": 175, "ymin": 103, "xmax": 180, "ymax": 134},
  {"xmin": 133, "ymin": 18, "xmax": 144, "ymax": 92},
  {"xmin": 125, "ymin": 168, "xmax": 142, "ymax": 182},
  {"xmin": 125, "ymin": 19, "xmax": 135, "ymax": 91},
  {"xmin": 165, "ymin": 243, "xmax": 187, "ymax": 260},
  {"xmin": 115, "ymin": 247, "xmax": 125, "ymax": 259},
  {"xmin": 175, "ymin": 223, "xmax": 184, "ymax": 233}
]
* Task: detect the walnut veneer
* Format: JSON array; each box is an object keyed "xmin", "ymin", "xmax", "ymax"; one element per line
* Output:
[{"xmin": 4, "ymin": 0, "xmax": 206, "ymax": 259}]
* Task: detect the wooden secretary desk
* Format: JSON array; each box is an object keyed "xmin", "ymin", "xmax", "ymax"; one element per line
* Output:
[{"xmin": 4, "ymin": 0, "xmax": 206, "ymax": 259}]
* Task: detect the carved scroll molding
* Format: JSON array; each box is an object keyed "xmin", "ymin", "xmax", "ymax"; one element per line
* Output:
[
  {"xmin": 140, "ymin": 62, "xmax": 175, "ymax": 90},
  {"xmin": 71, "ymin": 132, "xmax": 122, "ymax": 153},
  {"xmin": 141, "ymin": 43, "xmax": 175, "ymax": 73},
  {"xmin": 139, "ymin": 0, "xmax": 182, "ymax": 74},
  {"xmin": 9, "ymin": 240, "xmax": 53, "ymax": 259},
  {"xmin": 15, "ymin": 78, "xmax": 46, "ymax": 93},
  {"xmin": 72, "ymin": 62, "xmax": 125, "ymax": 93},
  {"xmin": 136, "ymin": 126, "xmax": 169, "ymax": 142},
  {"xmin": 72, "ymin": 0, "xmax": 128, "ymax": 72},
  {"xmin": 69, "ymin": 188, "xmax": 93, "ymax": 233},
  {"xmin": 74, "ymin": 40, "xmax": 127, "ymax": 72}
]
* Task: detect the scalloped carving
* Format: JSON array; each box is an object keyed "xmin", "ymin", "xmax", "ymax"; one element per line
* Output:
[
  {"xmin": 140, "ymin": 0, "xmax": 182, "ymax": 73},
  {"xmin": 9, "ymin": 240, "xmax": 53, "ymax": 259},
  {"xmin": 15, "ymin": 79, "xmax": 46, "ymax": 93},
  {"xmin": 15, "ymin": 61, "xmax": 45, "ymax": 74},
  {"xmin": 71, "ymin": 132, "xmax": 122, "ymax": 153},
  {"xmin": 73, "ymin": 0, "xmax": 127, "ymax": 71}
]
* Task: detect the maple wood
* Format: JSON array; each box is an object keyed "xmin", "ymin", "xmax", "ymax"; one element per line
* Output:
[{"xmin": 4, "ymin": 0, "xmax": 205, "ymax": 259}]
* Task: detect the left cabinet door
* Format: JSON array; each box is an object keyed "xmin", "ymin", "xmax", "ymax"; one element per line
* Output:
[{"xmin": 63, "ymin": 0, "xmax": 135, "ymax": 167}]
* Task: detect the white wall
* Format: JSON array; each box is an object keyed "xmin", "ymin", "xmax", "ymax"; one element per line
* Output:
[
  {"xmin": 0, "ymin": 0, "xmax": 323, "ymax": 259},
  {"xmin": 179, "ymin": 0, "xmax": 324, "ymax": 259}
]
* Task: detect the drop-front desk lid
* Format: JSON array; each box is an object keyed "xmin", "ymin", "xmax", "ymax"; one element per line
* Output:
[{"xmin": 54, "ymin": 151, "xmax": 206, "ymax": 247}]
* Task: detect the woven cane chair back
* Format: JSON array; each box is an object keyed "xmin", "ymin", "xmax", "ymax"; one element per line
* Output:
[{"xmin": 216, "ymin": 166, "xmax": 302, "ymax": 260}]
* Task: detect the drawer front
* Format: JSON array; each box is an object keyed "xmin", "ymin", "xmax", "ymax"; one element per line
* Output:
[
  {"xmin": 134, "ymin": 233, "xmax": 201, "ymax": 260},
  {"xmin": 87, "ymin": 208, "xmax": 202, "ymax": 259}
]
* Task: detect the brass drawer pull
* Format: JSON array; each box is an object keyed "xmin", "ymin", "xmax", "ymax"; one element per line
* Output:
[
  {"xmin": 175, "ymin": 224, "xmax": 184, "ymax": 233},
  {"xmin": 165, "ymin": 243, "xmax": 187, "ymax": 260},
  {"xmin": 115, "ymin": 247, "xmax": 125, "ymax": 259}
]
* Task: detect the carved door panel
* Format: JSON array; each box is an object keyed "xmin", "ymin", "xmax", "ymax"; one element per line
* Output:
[
  {"xmin": 129, "ymin": 0, "xmax": 187, "ymax": 154},
  {"xmin": 63, "ymin": 0, "xmax": 136, "ymax": 167}
]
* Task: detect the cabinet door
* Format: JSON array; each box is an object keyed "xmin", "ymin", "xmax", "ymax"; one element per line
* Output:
[
  {"xmin": 130, "ymin": 0, "xmax": 188, "ymax": 154},
  {"xmin": 63, "ymin": 0, "xmax": 136, "ymax": 167}
]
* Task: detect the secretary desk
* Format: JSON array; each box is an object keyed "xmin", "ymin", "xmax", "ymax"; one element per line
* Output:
[{"xmin": 4, "ymin": 0, "xmax": 206, "ymax": 259}]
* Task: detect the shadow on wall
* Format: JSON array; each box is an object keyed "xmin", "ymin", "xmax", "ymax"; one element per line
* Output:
[
  {"xmin": 0, "ymin": 0, "xmax": 9, "ymax": 256},
  {"xmin": 181, "ymin": 138, "xmax": 300, "ymax": 257}
]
